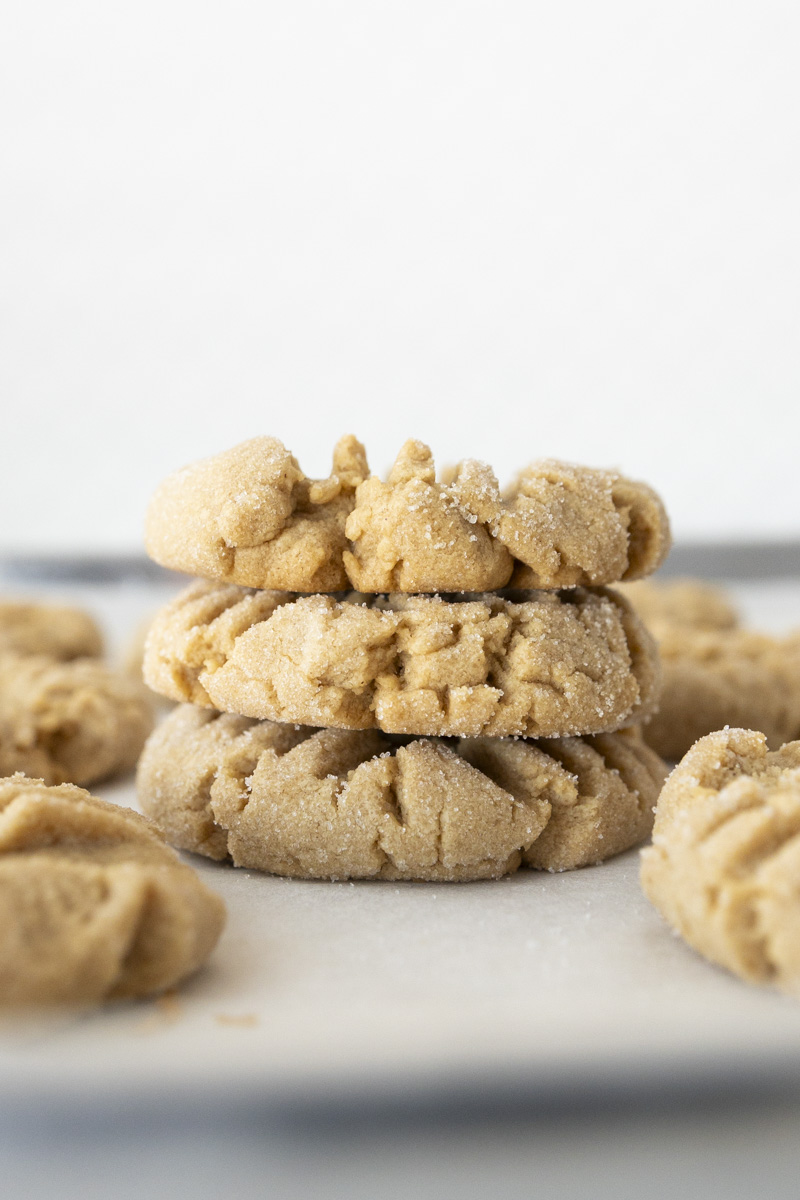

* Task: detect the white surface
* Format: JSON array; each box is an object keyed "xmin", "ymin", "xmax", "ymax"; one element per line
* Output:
[
  {"xmin": 2, "ymin": 574, "xmax": 800, "ymax": 1118},
  {"xmin": 5, "ymin": 810, "xmax": 800, "ymax": 1111},
  {"xmin": 2, "ymin": 2, "xmax": 800, "ymax": 550}
]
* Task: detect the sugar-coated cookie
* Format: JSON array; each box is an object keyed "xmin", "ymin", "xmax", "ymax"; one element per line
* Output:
[
  {"xmin": 0, "ymin": 653, "xmax": 154, "ymax": 785},
  {"xmin": 641, "ymin": 728, "xmax": 800, "ymax": 993},
  {"xmin": 145, "ymin": 437, "xmax": 671, "ymax": 593},
  {"xmin": 620, "ymin": 578, "xmax": 800, "ymax": 760},
  {"xmin": 145, "ymin": 435, "xmax": 369, "ymax": 592},
  {"xmin": 0, "ymin": 776, "xmax": 225, "ymax": 1005},
  {"xmin": 143, "ymin": 581, "xmax": 660, "ymax": 739},
  {"xmin": 137, "ymin": 705, "xmax": 667, "ymax": 880},
  {"xmin": 642, "ymin": 627, "xmax": 800, "ymax": 761}
]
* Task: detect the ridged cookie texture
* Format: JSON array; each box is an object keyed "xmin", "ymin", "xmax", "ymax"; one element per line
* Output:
[
  {"xmin": 143, "ymin": 581, "xmax": 660, "ymax": 739},
  {"xmin": 137, "ymin": 705, "xmax": 667, "ymax": 881},
  {"xmin": 0, "ymin": 775, "xmax": 226, "ymax": 1005},
  {"xmin": 641, "ymin": 729, "xmax": 800, "ymax": 994},
  {"xmin": 641, "ymin": 627, "xmax": 800, "ymax": 761},
  {"xmin": 145, "ymin": 436, "xmax": 671, "ymax": 593},
  {"xmin": 0, "ymin": 599, "xmax": 104, "ymax": 661},
  {"xmin": 0, "ymin": 653, "xmax": 154, "ymax": 786}
]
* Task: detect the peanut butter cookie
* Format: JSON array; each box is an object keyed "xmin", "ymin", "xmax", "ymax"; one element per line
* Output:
[
  {"xmin": 498, "ymin": 459, "xmax": 670, "ymax": 590},
  {"xmin": 143, "ymin": 581, "xmax": 659, "ymax": 739},
  {"xmin": 641, "ymin": 728, "xmax": 800, "ymax": 993},
  {"xmin": 642, "ymin": 627, "xmax": 800, "ymax": 761},
  {"xmin": 0, "ymin": 775, "xmax": 225, "ymax": 1005},
  {"xmin": 0, "ymin": 599, "xmax": 104, "ymax": 660},
  {"xmin": 0, "ymin": 653, "xmax": 154, "ymax": 785},
  {"xmin": 145, "ymin": 435, "xmax": 369, "ymax": 592},
  {"xmin": 137, "ymin": 705, "xmax": 666, "ymax": 880},
  {"xmin": 145, "ymin": 437, "xmax": 671, "ymax": 593},
  {"xmin": 620, "ymin": 578, "xmax": 739, "ymax": 640}
]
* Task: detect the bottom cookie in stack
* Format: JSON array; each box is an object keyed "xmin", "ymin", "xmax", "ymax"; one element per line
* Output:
[{"xmin": 137, "ymin": 705, "xmax": 667, "ymax": 882}]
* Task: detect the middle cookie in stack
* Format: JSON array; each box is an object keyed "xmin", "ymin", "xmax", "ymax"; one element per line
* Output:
[{"xmin": 138, "ymin": 436, "xmax": 670, "ymax": 881}]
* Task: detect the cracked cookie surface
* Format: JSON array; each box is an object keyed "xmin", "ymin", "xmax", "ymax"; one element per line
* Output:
[
  {"xmin": 145, "ymin": 436, "xmax": 671, "ymax": 593},
  {"xmin": 143, "ymin": 581, "xmax": 660, "ymax": 739},
  {"xmin": 0, "ymin": 775, "xmax": 225, "ymax": 1005},
  {"xmin": 641, "ymin": 728, "xmax": 800, "ymax": 993},
  {"xmin": 0, "ymin": 654, "xmax": 154, "ymax": 785},
  {"xmin": 137, "ymin": 705, "xmax": 667, "ymax": 880}
]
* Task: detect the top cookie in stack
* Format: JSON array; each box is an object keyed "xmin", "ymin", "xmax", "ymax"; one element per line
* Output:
[
  {"xmin": 138, "ymin": 436, "xmax": 670, "ymax": 880},
  {"xmin": 145, "ymin": 435, "xmax": 670, "ymax": 593}
]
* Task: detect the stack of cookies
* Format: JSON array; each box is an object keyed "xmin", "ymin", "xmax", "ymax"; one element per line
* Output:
[{"xmin": 137, "ymin": 437, "xmax": 671, "ymax": 882}]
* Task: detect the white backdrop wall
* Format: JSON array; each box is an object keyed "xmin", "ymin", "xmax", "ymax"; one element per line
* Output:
[{"xmin": 1, "ymin": 1, "xmax": 798, "ymax": 552}]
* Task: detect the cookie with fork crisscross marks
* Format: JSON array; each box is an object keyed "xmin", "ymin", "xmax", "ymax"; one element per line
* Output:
[
  {"xmin": 641, "ymin": 728, "xmax": 800, "ymax": 993},
  {"xmin": 137, "ymin": 705, "xmax": 666, "ymax": 880}
]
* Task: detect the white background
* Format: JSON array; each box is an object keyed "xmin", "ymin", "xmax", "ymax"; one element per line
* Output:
[{"xmin": 1, "ymin": 1, "xmax": 798, "ymax": 552}]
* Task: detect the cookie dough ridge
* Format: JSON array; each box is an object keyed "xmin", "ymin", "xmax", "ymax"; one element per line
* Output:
[{"xmin": 145, "ymin": 435, "xmax": 369, "ymax": 592}]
